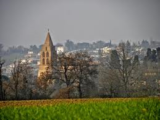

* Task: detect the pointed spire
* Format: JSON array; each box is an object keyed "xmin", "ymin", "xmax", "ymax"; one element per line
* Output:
[{"xmin": 44, "ymin": 30, "xmax": 53, "ymax": 47}]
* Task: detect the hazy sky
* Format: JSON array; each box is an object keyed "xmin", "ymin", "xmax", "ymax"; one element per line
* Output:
[{"xmin": 0, "ymin": 0, "xmax": 160, "ymax": 48}]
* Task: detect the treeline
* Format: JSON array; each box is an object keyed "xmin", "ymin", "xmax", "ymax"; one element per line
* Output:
[
  {"xmin": 98, "ymin": 45, "xmax": 160, "ymax": 97},
  {"xmin": 0, "ymin": 45, "xmax": 160, "ymax": 100},
  {"xmin": 0, "ymin": 52, "xmax": 98, "ymax": 100},
  {"xmin": 0, "ymin": 43, "xmax": 42, "ymax": 56},
  {"xmin": 65, "ymin": 40, "xmax": 112, "ymax": 51},
  {"xmin": 144, "ymin": 48, "xmax": 160, "ymax": 63}
]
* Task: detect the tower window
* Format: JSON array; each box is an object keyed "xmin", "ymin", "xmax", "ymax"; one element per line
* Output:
[
  {"xmin": 46, "ymin": 52, "xmax": 49, "ymax": 57},
  {"xmin": 42, "ymin": 58, "xmax": 45, "ymax": 65},
  {"xmin": 42, "ymin": 52, "xmax": 45, "ymax": 57},
  {"xmin": 46, "ymin": 47, "xmax": 47, "ymax": 51}
]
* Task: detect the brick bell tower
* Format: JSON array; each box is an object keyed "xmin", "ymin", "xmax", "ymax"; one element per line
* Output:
[{"xmin": 38, "ymin": 30, "xmax": 57, "ymax": 77}]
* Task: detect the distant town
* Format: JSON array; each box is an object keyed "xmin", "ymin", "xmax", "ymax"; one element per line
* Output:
[
  {"xmin": 1, "ymin": 39, "xmax": 160, "ymax": 77},
  {"xmin": 0, "ymin": 33, "xmax": 160, "ymax": 100}
]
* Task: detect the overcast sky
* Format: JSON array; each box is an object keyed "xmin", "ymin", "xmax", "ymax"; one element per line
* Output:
[{"xmin": 0, "ymin": 0, "xmax": 160, "ymax": 48}]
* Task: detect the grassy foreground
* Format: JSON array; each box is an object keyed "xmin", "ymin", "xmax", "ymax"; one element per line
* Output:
[{"xmin": 0, "ymin": 98, "xmax": 160, "ymax": 120}]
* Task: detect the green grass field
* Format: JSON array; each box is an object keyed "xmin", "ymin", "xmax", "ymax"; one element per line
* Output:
[{"xmin": 0, "ymin": 98, "xmax": 160, "ymax": 120}]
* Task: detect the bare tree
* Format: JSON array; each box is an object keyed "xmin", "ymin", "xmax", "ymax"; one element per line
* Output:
[
  {"xmin": 98, "ymin": 65, "xmax": 121, "ymax": 97},
  {"xmin": 53, "ymin": 53, "xmax": 77, "ymax": 98},
  {"xmin": 118, "ymin": 47, "xmax": 138, "ymax": 97},
  {"xmin": 99, "ymin": 43, "xmax": 141, "ymax": 97},
  {"xmin": 0, "ymin": 57, "xmax": 5, "ymax": 100},
  {"xmin": 8, "ymin": 60, "xmax": 34, "ymax": 100},
  {"xmin": 56, "ymin": 53, "xmax": 76, "ymax": 86},
  {"xmin": 52, "ymin": 52, "xmax": 97, "ymax": 98},
  {"xmin": 73, "ymin": 52, "xmax": 97, "ymax": 98},
  {"xmin": 20, "ymin": 62, "xmax": 35, "ymax": 99}
]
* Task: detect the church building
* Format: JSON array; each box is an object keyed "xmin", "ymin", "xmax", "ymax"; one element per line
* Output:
[{"xmin": 38, "ymin": 31, "xmax": 57, "ymax": 77}]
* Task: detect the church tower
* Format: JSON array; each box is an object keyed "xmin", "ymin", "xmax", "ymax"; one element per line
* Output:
[{"xmin": 38, "ymin": 31, "xmax": 57, "ymax": 77}]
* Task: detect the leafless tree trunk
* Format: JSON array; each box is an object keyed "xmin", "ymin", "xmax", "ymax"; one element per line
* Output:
[
  {"xmin": 73, "ymin": 52, "xmax": 97, "ymax": 98},
  {"xmin": 8, "ymin": 60, "xmax": 34, "ymax": 100},
  {"xmin": 11, "ymin": 61, "xmax": 22, "ymax": 99},
  {"xmin": 0, "ymin": 57, "xmax": 5, "ymax": 100}
]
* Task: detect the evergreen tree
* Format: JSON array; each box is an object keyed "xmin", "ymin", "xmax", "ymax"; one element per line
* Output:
[
  {"xmin": 133, "ymin": 55, "xmax": 140, "ymax": 65},
  {"xmin": 126, "ymin": 40, "xmax": 131, "ymax": 53},
  {"xmin": 156, "ymin": 47, "xmax": 160, "ymax": 63},
  {"xmin": 146, "ymin": 48, "xmax": 152, "ymax": 61},
  {"xmin": 151, "ymin": 49, "xmax": 157, "ymax": 62},
  {"xmin": 110, "ymin": 50, "xmax": 120, "ymax": 69}
]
